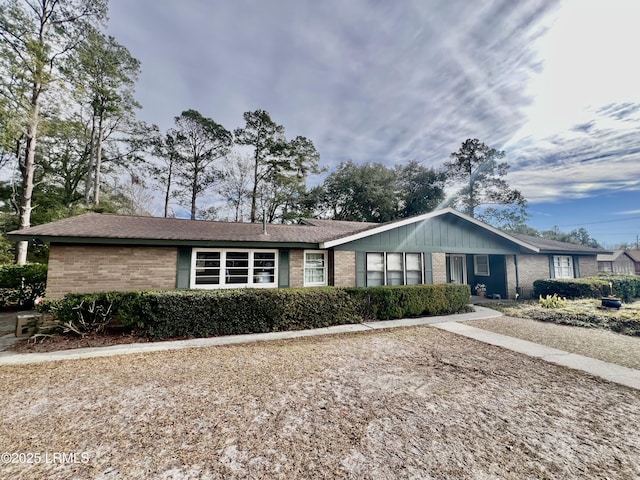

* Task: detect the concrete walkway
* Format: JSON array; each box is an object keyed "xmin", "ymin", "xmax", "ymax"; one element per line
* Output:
[{"xmin": 1, "ymin": 305, "xmax": 639, "ymax": 391}]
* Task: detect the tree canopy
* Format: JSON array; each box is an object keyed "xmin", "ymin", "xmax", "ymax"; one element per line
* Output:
[
  {"xmin": 319, "ymin": 160, "xmax": 446, "ymax": 222},
  {"xmin": 444, "ymin": 138, "xmax": 527, "ymax": 228}
]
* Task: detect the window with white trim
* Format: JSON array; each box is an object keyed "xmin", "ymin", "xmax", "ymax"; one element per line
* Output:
[
  {"xmin": 366, "ymin": 252, "xmax": 424, "ymax": 286},
  {"xmin": 304, "ymin": 251, "xmax": 327, "ymax": 286},
  {"xmin": 474, "ymin": 255, "xmax": 490, "ymax": 276},
  {"xmin": 192, "ymin": 249, "xmax": 277, "ymax": 288},
  {"xmin": 553, "ymin": 255, "xmax": 574, "ymax": 279},
  {"xmin": 366, "ymin": 253, "xmax": 385, "ymax": 286}
]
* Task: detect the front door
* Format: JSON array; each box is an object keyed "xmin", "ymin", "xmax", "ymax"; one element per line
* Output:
[{"xmin": 449, "ymin": 254, "xmax": 467, "ymax": 284}]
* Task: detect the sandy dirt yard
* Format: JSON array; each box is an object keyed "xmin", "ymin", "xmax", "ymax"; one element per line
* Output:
[{"xmin": 1, "ymin": 326, "xmax": 639, "ymax": 479}]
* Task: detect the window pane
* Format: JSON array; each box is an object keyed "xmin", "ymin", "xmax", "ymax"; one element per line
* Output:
[
  {"xmin": 227, "ymin": 269, "xmax": 249, "ymax": 283},
  {"xmin": 254, "ymin": 271, "xmax": 274, "ymax": 283},
  {"xmin": 406, "ymin": 271, "xmax": 422, "ymax": 285},
  {"xmin": 474, "ymin": 255, "xmax": 489, "ymax": 276},
  {"xmin": 406, "ymin": 253, "xmax": 421, "ymax": 271},
  {"xmin": 227, "ymin": 252, "xmax": 249, "ymax": 268},
  {"xmin": 387, "ymin": 253, "xmax": 402, "ymax": 271},
  {"xmin": 367, "ymin": 253, "xmax": 384, "ymax": 271},
  {"xmin": 554, "ymin": 256, "xmax": 573, "ymax": 279},
  {"xmin": 305, "ymin": 252, "xmax": 325, "ymax": 285},
  {"xmin": 253, "ymin": 252, "xmax": 275, "ymax": 284},
  {"xmin": 305, "ymin": 269, "xmax": 324, "ymax": 283},
  {"xmin": 254, "ymin": 252, "xmax": 275, "ymax": 268},
  {"xmin": 225, "ymin": 252, "xmax": 249, "ymax": 283},
  {"xmin": 306, "ymin": 253, "xmax": 325, "ymax": 266},
  {"xmin": 195, "ymin": 252, "xmax": 220, "ymax": 285},
  {"xmin": 367, "ymin": 271, "xmax": 384, "ymax": 286},
  {"xmin": 387, "ymin": 271, "xmax": 403, "ymax": 286},
  {"xmin": 406, "ymin": 253, "xmax": 422, "ymax": 285}
]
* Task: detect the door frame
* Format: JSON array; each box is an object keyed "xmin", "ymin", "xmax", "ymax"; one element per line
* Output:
[{"xmin": 447, "ymin": 254, "xmax": 467, "ymax": 284}]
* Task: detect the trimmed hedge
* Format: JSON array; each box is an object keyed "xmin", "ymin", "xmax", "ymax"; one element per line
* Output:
[
  {"xmin": 533, "ymin": 276, "xmax": 640, "ymax": 302},
  {"xmin": 345, "ymin": 284, "xmax": 471, "ymax": 320},
  {"xmin": 0, "ymin": 263, "xmax": 48, "ymax": 309},
  {"xmin": 43, "ymin": 284, "xmax": 471, "ymax": 340}
]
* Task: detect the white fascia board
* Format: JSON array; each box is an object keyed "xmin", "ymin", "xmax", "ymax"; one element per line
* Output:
[{"xmin": 320, "ymin": 207, "xmax": 540, "ymax": 252}]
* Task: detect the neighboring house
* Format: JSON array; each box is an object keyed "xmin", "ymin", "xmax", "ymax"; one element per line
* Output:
[
  {"xmin": 597, "ymin": 250, "xmax": 637, "ymax": 275},
  {"xmin": 625, "ymin": 250, "xmax": 640, "ymax": 275},
  {"xmin": 8, "ymin": 208, "xmax": 607, "ymax": 299}
]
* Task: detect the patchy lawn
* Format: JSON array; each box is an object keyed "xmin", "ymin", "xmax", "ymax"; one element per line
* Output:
[
  {"xmin": 470, "ymin": 316, "xmax": 640, "ymax": 370},
  {"xmin": 1, "ymin": 326, "xmax": 639, "ymax": 479},
  {"xmin": 490, "ymin": 299, "xmax": 640, "ymax": 336}
]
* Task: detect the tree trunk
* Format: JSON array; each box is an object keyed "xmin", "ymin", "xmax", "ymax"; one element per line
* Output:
[
  {"xmin": 92, "ymin": 114, "xmax": 105, "ymax": 205},
  {"xmin": 467, "ymin": 162, "xmax": 475, "ymax": 218},
  {"xmin": 84, "ymin": 115, "xmax": 97, "ymax": 205},
  {"xmin": 250, "ymin": 151, "xmax": 260, "ymax": 223},
  {"xmin": 15, "ymin": 88, "xmax": 41, "ymax": 265},
  {"xmin": 164, "ymin": 158, "xmax": 173, "ymax": 218},
  {"xmin": 190, "ymin": 167, "xmax": 198, "ymax": 220}
]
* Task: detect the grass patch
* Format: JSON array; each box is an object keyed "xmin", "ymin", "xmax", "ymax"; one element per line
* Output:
[{"xmin": 490, "ymin": 299, "xmax": 640, "ymax": 336}]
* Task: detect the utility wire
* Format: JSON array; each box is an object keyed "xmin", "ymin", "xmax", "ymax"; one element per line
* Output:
[{"xmin": 552, "ymin": 215, "xmax": 640, "ymax": 228}]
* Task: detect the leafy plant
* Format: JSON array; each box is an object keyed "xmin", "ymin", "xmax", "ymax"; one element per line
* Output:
[
  {"xmin": 59, "ymin": 299, "xmax": 114, "ymax": 337},
  {"xmin": 539, "ymin": 294, "xmax": 567, "ymax": 309}
]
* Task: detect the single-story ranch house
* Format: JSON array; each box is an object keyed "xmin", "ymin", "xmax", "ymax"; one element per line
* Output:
[
  {"xmin": 8, "ymin": 208, "xmax": 606, "ymax": 299},
  {"xmin": 597, "ymin": 250, "xmax": 637, "ymax": 275}
]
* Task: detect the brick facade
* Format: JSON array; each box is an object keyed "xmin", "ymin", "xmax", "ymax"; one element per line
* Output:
[
  {"xmin": 289, "ymin": 249, "xmax": 304, "ymax": 288},
  {"xmin": 333, "ymin": 250, "xmax": 356, "ymax": 287},
  {"xmin": 431, "ymin": 253, "xmax": 447, "ymax": 284},
  {"xmin": 510, "ymin": 254, "xmax": 550, "ymax": 299},
  {"xmin": 578, "ymin": 256, "xmax": 598, "ymax": 278},
  {"xmin": 46, "ymin": 245, "xmax": 178, "ymax": 298},
  {"xmin": 504, "ymin": 254, "xmax": 599, "ymax": 300}
]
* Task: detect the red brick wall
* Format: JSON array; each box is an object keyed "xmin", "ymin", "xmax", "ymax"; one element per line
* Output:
[{"xmin": 46, "ymin": 245, "xmax": 178, "ymax": 298}]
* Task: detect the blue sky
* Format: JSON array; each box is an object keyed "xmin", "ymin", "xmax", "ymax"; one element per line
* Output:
[{"xmin": 106, "ymin": 0, "xmax": 640, "ymax": 247}]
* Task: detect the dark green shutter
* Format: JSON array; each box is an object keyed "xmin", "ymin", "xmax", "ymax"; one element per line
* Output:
[
  {"xmin": 355, "ymin": 251, "xmax": 366, "ymax": 287},
  {"xmin": 278, "ymin": 250, "xmax": 290, "ymax": 288},
  {"xmin": 176, "ymin": 248, "xmax": 192, "ymax": 289}
]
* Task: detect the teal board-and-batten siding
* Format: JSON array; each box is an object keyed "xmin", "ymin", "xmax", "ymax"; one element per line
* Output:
[{"xmin": 333, "ymin": 215, "xmax": 521, "ymax": 255}]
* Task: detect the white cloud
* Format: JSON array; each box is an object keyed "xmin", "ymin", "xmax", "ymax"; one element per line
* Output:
[{"xmin": 106, "ymin": 0, "xmax": 640, "ymax": 211}]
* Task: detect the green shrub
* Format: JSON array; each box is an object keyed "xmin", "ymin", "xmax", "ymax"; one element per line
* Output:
[
  {"xmin": 600, "ymin": 275, "xmax": 640, "ymax": 301},
  {"xmin": 46, "ymin": 284, "xmax": 471, "ymax": 340},
  {"xmin": 114, "ymin": 288, "xmax": 363, "ymax": 339},
  {"xmin": 534, "ymin": 276, "xmax": 640, "ymax": 302},
  {"xmin": 0, "ymin": 263, "xmax": 47, "ymax": 308},
  {"xmin": 345, "ymin": 284, "xmax": 470, "ymax": 321}
]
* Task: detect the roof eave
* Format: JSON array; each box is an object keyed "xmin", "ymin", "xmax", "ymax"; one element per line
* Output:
[{"xmin": 10, "ymin": 234, "xmax": 320, "ymax": 249}]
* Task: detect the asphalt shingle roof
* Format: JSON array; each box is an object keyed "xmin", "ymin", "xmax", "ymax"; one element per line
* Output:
[
  {"xmin": 509, "ymin": 233, "xmax": 606, "ymax": 253},
  {"xmin": 8, "ymin": 211, "xmax": 608, "ymax": 255},
  {"xmin": 7, "ymin": 212, "xmax": 378, "ymax": 245}
]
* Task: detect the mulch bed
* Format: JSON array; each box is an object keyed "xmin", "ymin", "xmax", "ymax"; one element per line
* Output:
[{"xmin": 8, "ymin": 330, "xmax": 156, "ymax": 353}]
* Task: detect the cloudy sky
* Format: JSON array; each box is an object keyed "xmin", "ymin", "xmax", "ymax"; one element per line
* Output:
[{"xmin": 107, "ymin": 0, "xmax": 640, "ymax": 247}]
